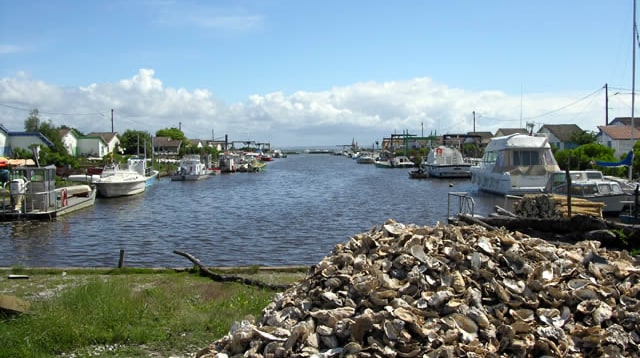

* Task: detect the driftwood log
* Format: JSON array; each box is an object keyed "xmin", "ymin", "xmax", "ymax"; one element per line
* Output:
[{"xmin": 173, "ymin": 250, "xmax": 291, "ymax": 291}]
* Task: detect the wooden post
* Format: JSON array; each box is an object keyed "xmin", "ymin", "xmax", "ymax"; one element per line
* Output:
[{"xmin": 118, "ymin": 249, "xmax": 125, "ymax": 268}]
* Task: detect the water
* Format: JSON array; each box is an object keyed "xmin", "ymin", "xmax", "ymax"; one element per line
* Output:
[{"xmin": 0, "ymin": 154, "xmax": 504, "ymax": 268}]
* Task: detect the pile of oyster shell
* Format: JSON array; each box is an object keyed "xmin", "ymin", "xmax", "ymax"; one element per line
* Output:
[{"xmin": 197, "ymin": 219, "xmax": 640, "ymax": 358}]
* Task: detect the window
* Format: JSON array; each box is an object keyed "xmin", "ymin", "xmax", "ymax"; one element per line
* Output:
[{"xmin": 513, "ymin": 150, "xmax": 540, "ymax": 166}]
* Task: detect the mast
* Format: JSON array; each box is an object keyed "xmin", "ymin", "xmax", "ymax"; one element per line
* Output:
[{"xmin": 631, "ymin": 0, "xmax": 637, "ymax": 180}]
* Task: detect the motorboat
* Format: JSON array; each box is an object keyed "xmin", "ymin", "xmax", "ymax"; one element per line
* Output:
[
  {"xmin": 127, "ymin": 155, "xmax": 159, "ymax": 187},
  {"xmin": 375, "ymin": 155, "xmax": 415, "ymax": 168},
  {"xmin": 355, "ymin": 153, "xmax": 376, "ymax": 164},
  {"xmin": 0, "ymin": 165, "xmax": 96, "ymax": 221},
  {"xmin": 471, "ymin": 133, "xmax": 560, "ymax": 195},
  {"xmin": 408, "ymin": 168, "xmax": 428, "ymax": 179},
  {"xmin": 422, "ymin": 146, "xmax": 472, "ymax": 178},
  {"xmin": 93, "ymin": 156, "xmax": 159, "ymax": 197},
  {"xmin": 171, "ymin": 154, "xmax": 210, "ymax": 181},
  {"xmin": 545, "ymin": 170, "xmax": 634, "ymax": 215}
]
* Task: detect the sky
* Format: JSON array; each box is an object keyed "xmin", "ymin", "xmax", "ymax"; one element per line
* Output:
[{"xmin": 0, "ymin": 0, "xmax": 638, "ymax": 148}]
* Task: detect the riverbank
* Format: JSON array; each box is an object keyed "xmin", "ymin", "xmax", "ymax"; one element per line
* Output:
[{"xmin": 0, "ymin": 266, "xmax": 307, "ymax": 358}]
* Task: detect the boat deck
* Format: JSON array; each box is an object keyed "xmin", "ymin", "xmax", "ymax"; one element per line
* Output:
[{"xmin": 0, "ymin": 186, "xmax": 96, "ymax": 221}]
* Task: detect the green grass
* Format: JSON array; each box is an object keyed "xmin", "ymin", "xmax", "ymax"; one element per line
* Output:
[{"xmin": 0, "ymin": 269, "xmax": 305, "ymax": 357}]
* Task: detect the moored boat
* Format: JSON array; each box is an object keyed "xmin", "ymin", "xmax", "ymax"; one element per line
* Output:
[
  {"xmin": 375, "ymin": 155, "xmax": 415, "ymax": 168},
  {"xmin": 422, "ymin": 146, "xmax": 472, "ymax": 178},
  {"xmin": 544, "ymin": 170, "xmax": 634, "ymax": 215},
  {"xmin": 93, "ymin": 156, "xmax": 159, "ymax": 198},
  {"xmin": 0, "ymin": 165, "xmax": 96, "ymax": 221},
  {"xmin": 408, "ymin": 168, "xmax": 428, "ymax": 179},
  {"xmin": 355, "ymin": 153, "xmax": 376, "ymax": 164},
  {"xmin": 471, "ymin": 133, "xmax": 560, "ymax": 195},
  {"xmin": 171, "ymin": 154, "xmax": 210, "ymax": 181}
]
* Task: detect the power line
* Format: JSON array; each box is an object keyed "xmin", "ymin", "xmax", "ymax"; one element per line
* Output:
[
  {"xmin": 0, "ymin": 103, "xmax": 104, "ymax": 116},
  {"xmin": 524, "ymin": 87, "xmax": 604, "ymax": 120}
]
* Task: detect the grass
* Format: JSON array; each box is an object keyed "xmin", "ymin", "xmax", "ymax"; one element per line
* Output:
[{"xmin": 0, "ymin": 267, "xmax": 307, "ymax": 358}]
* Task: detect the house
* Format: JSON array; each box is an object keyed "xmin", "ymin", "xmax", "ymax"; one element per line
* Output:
[
  {"xmin": 537, "ymin": 124, "xmax": 582, "ymax": 150},
  {"xmin": 0, "ymin": 123, "xmax": 8, "ymax": 156},
  {"xmin": 596, "ymin": 125, "xmax": 639, "ymax": 158},
  {"xmin": 189, "ymin": 139, "xmax": 207, "ymax": 151},
  {"xmin": 205, "ymin": 139, "xmax": 227, "ymax": 152},
  {"xmin": 153, "ymin": 136, "xmax": 182, "ymax": 157},
  {"xmin": 608, "ymin": 117, "xmax": 640, "ymax": 128},
  {"xmin": 59, "ymin": 128, "xmax": 82, "ymax": 156},
  {"xmin": 86, "ymin": 132, "xmax": 120, "ymax": 154},
  {"xmin": 6, "ymin": 131, "xmax": 55, "ymax": 156},
  {"xmin": 494, "ymin": 128, "xmax": 528, "ymax": 137},
  {"xmin": 77, "ymin": 133, "xmax": 109, "ymax": 158}
]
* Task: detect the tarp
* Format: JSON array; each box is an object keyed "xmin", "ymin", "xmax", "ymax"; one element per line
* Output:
[
  {"xmin": 6, "ymin": 159, "xmax": 36, "ymax": 166},
  {"xmin": 595, "ymin": 151, "xmax": 633, "ymax": 167}
]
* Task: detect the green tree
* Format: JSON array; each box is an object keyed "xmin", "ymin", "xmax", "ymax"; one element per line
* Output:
[
  {"xmin": 554, "ymin": 143, "xmax": 628, "ymax": 177},
  {"xmin": 24, "ymin": 109, "xmax": 40, "ymax": 131},
  {"xmin": 38, "ymin": 120, "xmax": 66, "ymax": 154},
  {"xmin": 570, "ymin": 130, "xmax": 597, "ymax": 146},
  {"xmin": 120, "ymin": 129, "xmax": 152, "ymax": 155},
  {"xmin": 156, "ymin": 127, "xmax": 187, "ymax": 142}
]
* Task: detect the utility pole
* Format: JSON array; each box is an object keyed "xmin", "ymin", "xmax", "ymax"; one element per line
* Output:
[
  {"xmin": 631, "ymin": 0, "xmax": 637, "ymax": 181},
  {"xmin": 605, "ymin": 83, "xmax": 609, "ymax": 125},
  {"xmin": 111, "ymin": 109, "xmax": 114, "ymax": 132},
  {"xmin": 473, "ymin": 111, "xmax": 476, "ymax": 133}
]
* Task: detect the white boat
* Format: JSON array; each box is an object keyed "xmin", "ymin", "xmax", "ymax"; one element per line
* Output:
[
  {"xmin": 171, "ymin": 154, "xmax": 210, "ymax": 181},
  {"xmin": 471, "ymin": 133, "xmax": 560, "ymax": 195},
  {"xmin": 127, "ymin": 155, "xmax": 160, "ymax": 187},
  {"xmin": 375, "ymin": 155, "xmax": 415, "ymax": 168},
  {"xmin": 544, "ymin": 170, "xmax": 634, "ymax": 215},
  {"xmin": 355, "ymin": 153, "xmax": 376, "ymax": 164},
  {"xmin": 422, "ymin": 146, "xmax": 472, "ymax": 178},
  {"xmin": 0, "ymin": 165, "xmax": 96, "ymax": 221},
  {"xmin": 93, "ymin": 156, "xmax": 159, "ymax": 198}
]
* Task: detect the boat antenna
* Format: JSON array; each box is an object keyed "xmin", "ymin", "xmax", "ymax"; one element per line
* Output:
[{"xmin": 631, "ymin": 0, "xmax": 637, "ymax": 181}]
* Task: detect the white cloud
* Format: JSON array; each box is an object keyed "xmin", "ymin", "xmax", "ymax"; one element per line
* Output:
[
  {"xmin": 0, "ymin": 69, "xmax": 621, "ymax": 147},
  {"xmin": 151, "ymin": 1, "xmax": 264, "ymax": 32},
  {"xmin": 0, "ymin": 45, "xmax": 26, "ymax": 55}
]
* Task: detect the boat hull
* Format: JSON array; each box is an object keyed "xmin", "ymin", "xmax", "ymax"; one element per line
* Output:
[
  {"xmin": 95, "ymin": 178, "xmax": 146, "ymax": 197},
  {"xmin": 425, "ymin": 164, "xmax": 472, "ymax": 178},
  {"xmin": 170, "ymin": 174, "xmax": 210, "ymax": 181}
]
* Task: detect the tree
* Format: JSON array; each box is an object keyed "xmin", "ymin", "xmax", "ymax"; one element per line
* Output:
[
  {"xmin": 38, "ymin": 120, "xmax": 65, "ymax": 154},
  {"xmin": 156, "ymin": 128, "xmax": 187, "ymax": 142},
  {"xmin": 570, "ymin": 130, "xmax": 597, "ymax": 146},
  {"xmin": 120, "ymin": 129, "xmax": 152, "ymax": 155},
  {"xmin": 554, "ymin": 143, "xmax": 627, "ymax": 177},
  {"xmin": 24, "ymin": 109, "xmax": 40, "ymax": 131}
]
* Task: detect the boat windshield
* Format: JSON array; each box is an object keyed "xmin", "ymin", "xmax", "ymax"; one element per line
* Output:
[{"xmin": 512, "ymin": 150, "xmax": 540, "ymax": 166}]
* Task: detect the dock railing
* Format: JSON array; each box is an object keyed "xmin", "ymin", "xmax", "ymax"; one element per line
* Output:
[{"xmin": 447, "ymin": 192, "xmax": 475, "ymax": 222}]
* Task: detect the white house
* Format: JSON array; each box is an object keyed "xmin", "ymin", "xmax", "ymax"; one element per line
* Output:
[
  {"xmin": 77, "ymin": 134, "xmax": 110, "ymax": 158},
  {"xmin": 0, "ymin": 124, "xmax": 8, "ymax": 156},
  {"xmin": 85, "ymin": 132, "xmax": 120, "ymax": 155},
  {"xmin": 537, "ymin": 124, "xmax": 582, "ymax": 150},
  {"xmin": 59, "ymin": 128, "xmax": 82, "ymax": 156},
  {"xmin": 596, "ymin": 125, "xmax": 638, "ymax": 158}
]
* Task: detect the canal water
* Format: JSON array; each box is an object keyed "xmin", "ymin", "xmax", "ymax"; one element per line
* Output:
[{"xmin": 0, "ymin": 153, "xmax": 505, "ymax": 268}]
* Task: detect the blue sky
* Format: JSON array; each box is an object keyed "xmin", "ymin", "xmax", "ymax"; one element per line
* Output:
[{"xmin": 0, "ymin": 0, "xmax": 637, "ymax": 147}]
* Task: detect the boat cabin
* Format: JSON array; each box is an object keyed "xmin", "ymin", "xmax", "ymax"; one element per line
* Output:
[{"xmin": 2, "ymin": 166, "xmax": 57, "ymax": 213}]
